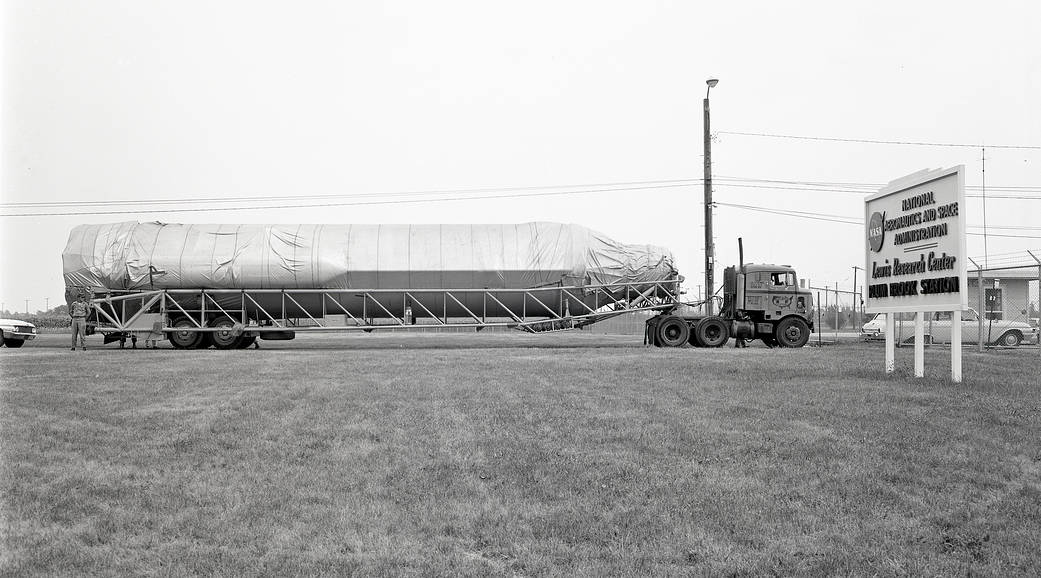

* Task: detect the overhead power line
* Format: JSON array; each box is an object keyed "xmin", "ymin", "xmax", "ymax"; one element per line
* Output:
[
  {"xmin": 4, "ymin": 173, "xmax": 1040, "ymax": 219},
  {"xmin": 715, "ymin": 202, "xmax": 1041, "ymax": 239},
  {"xmin": 0, "ymin": 178, "xmax": 703, "ymax": 209},
  {"xmin": 715, "ymin": 175, "xmax": 1041, "ymax": 193},
  {"xmin": 5, "ymin": 174, "xmax": 1041, "ymax": 216},
  {"xmin": 718, "ymin": 131, "xmax": 1041, "ymax": 150},
  {"xmin": 0, "ymin": 182, "xmax": 700, "ymax": 217}
]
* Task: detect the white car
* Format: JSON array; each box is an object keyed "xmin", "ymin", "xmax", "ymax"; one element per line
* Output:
[
  {"xmin": 861, "ymin": 308, "xmax": 1039, "ymax": 347},
  {"xmin": 0, "ymin": 318, "xmax": 37, "ymax": 348}
]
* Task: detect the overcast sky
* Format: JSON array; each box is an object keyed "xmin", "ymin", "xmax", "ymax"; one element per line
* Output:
[{"xmin": 2, "ymin": 0, "xmax": 1039, "ymax": 313}]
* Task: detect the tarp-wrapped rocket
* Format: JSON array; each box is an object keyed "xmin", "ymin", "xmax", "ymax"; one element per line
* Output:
[{"xmin": 63, "ymin": 222, "xmax": 679, "ymax": 319}]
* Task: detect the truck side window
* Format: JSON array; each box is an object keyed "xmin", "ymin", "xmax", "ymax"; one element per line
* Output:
[{"xmin": 770, "ymin": 272, "xmax": 795, "ymax": 287}]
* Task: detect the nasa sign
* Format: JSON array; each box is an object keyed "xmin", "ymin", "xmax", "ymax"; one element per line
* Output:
[
  {"xmin": 864, "ymin": 166, "xmax": 967, "ymax": 313},
  {"xmin": 867, "ymin": 211, "xmax": 885, "ymax": 252}
]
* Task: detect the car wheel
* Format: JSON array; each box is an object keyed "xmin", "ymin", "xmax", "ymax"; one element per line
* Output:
[
  {"xmin": 3, "ymin": 338, "xmax": 24, "ymax": 348},
  {"xmin": 997, "ymin": 331, "xmax": 1022, "ymax": 347}
]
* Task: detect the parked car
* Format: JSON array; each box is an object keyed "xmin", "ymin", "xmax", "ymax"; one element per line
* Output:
[
  {"xmin": 0, "ymin": 318, "xmax": 37, "ymax": 348},
  {"xmin": 861, "ymin": 308, "xmax": 1039, "ymax": 347}
]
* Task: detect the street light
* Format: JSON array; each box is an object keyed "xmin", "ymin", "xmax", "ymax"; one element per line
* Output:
[{"xmin": 704, "ymin": 78, "xmax": 718, "ymax": 314}]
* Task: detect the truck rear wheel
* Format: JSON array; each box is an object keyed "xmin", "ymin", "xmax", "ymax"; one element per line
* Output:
[
  {"xmin": 775, "ymin": 317, "xmax": 810, "ymax": 348},
  {"xmin": 645, "ymin": 317, "xmax": 662, "ymax": 347},
  {"xmin": 169, "ymin": 318, "xmax": 205, "ymax": 349},
  {"xmin": 656, "ymin": 316, "xmax": 689, "ymax": 347},
  {"xmin": 695, "ymin": 317, "xmax": 729, "ymax": 348}
]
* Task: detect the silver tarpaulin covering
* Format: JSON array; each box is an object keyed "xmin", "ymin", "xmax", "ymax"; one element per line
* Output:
[{"xmin": 63, "ymin": 222, "xmax": 677, "ymax": 293}]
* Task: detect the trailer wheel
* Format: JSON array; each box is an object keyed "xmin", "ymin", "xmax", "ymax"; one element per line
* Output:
[
  {"xmin": 656, "ymin": 316, "xmax": 689, "ymax": 347},
  {"xmin": 235, "ymin": 335, "xmax": 257, "ymax": 349},
  {"xmin": 696, "ymin": 317, "xmax": 730, "ymax": 348},
  {"xmin": 775, "ymin": 317, "xmax": 811, "ymax": 348},
  {"xmin": 169, "ymin": 318, "xmax": 205, "ymax": 350},
  {"xmin": 209, "ymin": 318, "xmax": 241, "ymax": 349},
  {"xmin": 688, "ymin": 329, "xmax": 705, "ymax": 347}
]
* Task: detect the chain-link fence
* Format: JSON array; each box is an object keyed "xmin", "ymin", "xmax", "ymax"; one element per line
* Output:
[
  {"xmin": 964, "ymin": 263, "xmax": 1040, "ymax": 350},
  {"xmin": 808, "ymin": 284, "xmax": 863, "ymax": 342},
  {"xmin": 850, "ymin": 262, "xmax": 1040, "ymax": 351}
]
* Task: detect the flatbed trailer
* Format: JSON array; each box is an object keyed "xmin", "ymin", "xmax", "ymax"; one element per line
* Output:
[{"xmin": 84, "ymin": 278, "xmax": 685, "ymax": 349}]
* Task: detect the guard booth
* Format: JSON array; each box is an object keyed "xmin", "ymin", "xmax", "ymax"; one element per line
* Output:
[{"xmin": 967, "ymin": 266, "xmax": 1038, "ymax": 325}]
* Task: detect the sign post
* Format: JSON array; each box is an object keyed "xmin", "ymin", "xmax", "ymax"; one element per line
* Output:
[{"xmin": 865, "ymin": 166, "xmax": 968, "ymax": 382}]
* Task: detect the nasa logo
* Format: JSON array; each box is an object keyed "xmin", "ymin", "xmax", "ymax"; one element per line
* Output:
[{"xmin": 867, "ymin": 211, "xmax": 885, "ymax": 252}]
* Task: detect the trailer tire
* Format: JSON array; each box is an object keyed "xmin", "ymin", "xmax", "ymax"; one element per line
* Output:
[
  {"xmin": 695, "ymin": 317, "xmax": 730, "ymax": 348},
  {"xmin": 235, "ymin": 334, "xmax": 257, "ymax": 349},
  {"xmin": 656, "ymin": 316, "xmax": 689, "ymax": 347},
  {"xmin": 775, "ymin": 317, "xmax": 811, "ymax": 348},
  {"xmin": 209, "ymin": 318, "xmax": 241, "ymax": 349},
  {"xmin": 169, "ymin": 318, "xmax": 205, "ymax": 350}
]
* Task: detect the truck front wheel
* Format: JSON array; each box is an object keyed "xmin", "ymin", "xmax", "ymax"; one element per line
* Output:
[{"xmin": 775, "ymin": 318, "xmax": 811, "ymax": 348}]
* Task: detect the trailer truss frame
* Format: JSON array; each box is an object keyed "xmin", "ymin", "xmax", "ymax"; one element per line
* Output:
[{"xmin": 86, "ymin": 279, "xmax": 682, "ymax": 335}]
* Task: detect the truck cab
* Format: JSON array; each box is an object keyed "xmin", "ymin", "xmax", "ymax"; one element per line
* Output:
[{"xmin": 723, "ymin": 263, "xmax": 814, "ymax": 347}]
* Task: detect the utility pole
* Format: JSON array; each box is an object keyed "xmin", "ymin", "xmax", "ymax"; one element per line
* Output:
[
  {"xmin": 46, "ymin": 297, "xmax": 50, "ymax": 311},
  {"xmin": 981, "ymin": 147, "xmax": 988, "ymax": 268},
  {"xmin": 703, "ymin": 78, "xmax": 719, "ymax": 315},
  {"xmin": 25, "ymin": 299, "xmax": 30, "ymax": 314}
]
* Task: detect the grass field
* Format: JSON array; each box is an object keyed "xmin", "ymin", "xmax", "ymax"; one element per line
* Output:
[{"xmin": 2, "ymin": 332, "xmax": 1040, "ymax": 575}]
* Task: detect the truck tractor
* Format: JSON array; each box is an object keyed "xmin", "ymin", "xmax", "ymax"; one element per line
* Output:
[{"xmin": 646, "ymin": 261, "xmax": 814, "ymax": 348}]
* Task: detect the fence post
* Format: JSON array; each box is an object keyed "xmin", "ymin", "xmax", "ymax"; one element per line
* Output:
[
  {"xmin": 970, "ymin": 258, "xmax": 983, "ymax": 353},
  {"xmin": 977, "ymin": 267, "xmax": 985, "ymax": 352},
  {"xmin": 816, "ymin": 291, "xmax": 822, "ymax": 347},
  {"xmin": 1030, "ymin": 251, "xmax": 1040, "ymax": 358},
  {"xmin": 834, "ymin": 282, "xmax": 839, "ymax": 341}
]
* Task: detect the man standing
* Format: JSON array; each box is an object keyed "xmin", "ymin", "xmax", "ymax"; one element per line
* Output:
[{"xmin": 70, "ymin": 294, "xmax": 89, "ymax": 351}]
